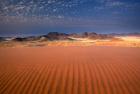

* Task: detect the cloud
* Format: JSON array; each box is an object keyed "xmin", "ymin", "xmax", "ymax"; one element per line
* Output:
[
  {"xmin": 94, "ymin": 0, "xmax": 140, "ymax": 12},
  {"xmin": 105, "ymin": 1, "xmax": 124, "ymax": 7}
]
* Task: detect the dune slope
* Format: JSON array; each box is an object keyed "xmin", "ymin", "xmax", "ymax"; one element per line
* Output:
[{"xmin": 0, "ymin": 46, "xmax": 140, "ymax": 94}]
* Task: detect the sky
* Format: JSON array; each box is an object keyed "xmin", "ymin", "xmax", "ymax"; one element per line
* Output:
[{"xmin": 0, "ymin": 0, "xmax": 140, "ymax": 36}]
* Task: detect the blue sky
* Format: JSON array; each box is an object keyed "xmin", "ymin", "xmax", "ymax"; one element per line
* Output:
[{"xmin": 0, "ymin": 0, "xmax": 140, "ymax": 36}]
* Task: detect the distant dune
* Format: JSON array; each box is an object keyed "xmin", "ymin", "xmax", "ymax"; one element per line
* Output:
[
  {"xmin": 0, "ymin": 32, "xmax": 140, "ymax": 48},
  {"xmin": 0, "ymin": 46, "xmax": 140, "ymax": 94}
]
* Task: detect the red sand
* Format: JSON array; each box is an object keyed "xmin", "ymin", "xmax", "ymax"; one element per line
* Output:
[{"xmin": 0, "ymin": 46, "xmax": 140, "ymax": 94}]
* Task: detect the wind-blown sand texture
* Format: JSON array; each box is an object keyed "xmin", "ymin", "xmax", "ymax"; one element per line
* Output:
[{"xmin": 0, "ymin": 46, "xmax": 140, "ymax": 94}]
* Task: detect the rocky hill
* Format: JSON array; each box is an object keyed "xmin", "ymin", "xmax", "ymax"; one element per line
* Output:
[{"xmin": 0, "ymin": 32, "xmax": 121, "ymax": 42}]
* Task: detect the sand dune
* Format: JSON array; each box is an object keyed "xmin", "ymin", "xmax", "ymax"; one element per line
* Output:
[
  {"xmin": 0, "ymin": 46, "xmax": 140, "ymax": 94},
  {"xmin": 0, "ymin": 36, "xmax": 140, "ymax": 47}
]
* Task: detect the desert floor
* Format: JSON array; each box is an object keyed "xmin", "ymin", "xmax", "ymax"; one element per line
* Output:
[{"xmin": 0, "ymin": 46, "xmax": 140, "ymax": 94}]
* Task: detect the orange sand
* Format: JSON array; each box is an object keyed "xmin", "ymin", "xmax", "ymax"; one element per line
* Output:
[{"xmin": 0, "ymin": 46, "xmax": 140, "ymax": 94}]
